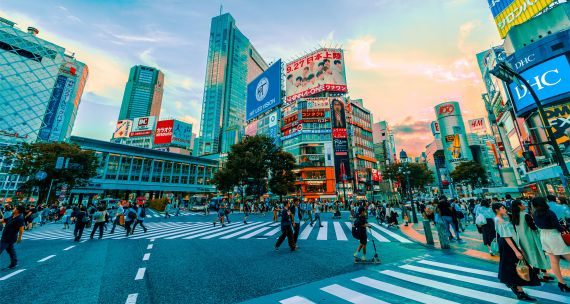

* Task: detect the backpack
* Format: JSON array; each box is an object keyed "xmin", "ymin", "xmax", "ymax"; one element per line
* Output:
[
  {"xmin": 127, "ymin": 210, "xmax": 137, "ymax": 220},
  {"xmin": 351, "ymin": 219, "xmax": 360, "ymax": 239},
  {"xmin": 81, "ymin": 212, "xmax": 90, "ymax": 224},
  {"xmin": 140, "ymin": 207, "xmax": 146, "ymax": 218},
  {"xmin": 93, "ymin": 211, "xmax": 102, "ymax": 220}
]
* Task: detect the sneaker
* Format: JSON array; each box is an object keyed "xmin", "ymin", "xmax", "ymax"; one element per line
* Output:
[
  {"xmin": 353, "ymin": 252, "xmax": 359, "ymax": 258},
  {"xmin": 360, "ymin": 256, "xmax": 367, "ymax": 261},
  {"xmin": 457, "ymin": 239, "xmax": 465, "ymax": 244},
  {"xmin": 274, "ymin": 246, "xmax": 279, "ymax": 251},
  {"xmin": 7, "ymin": 264, "xmax": 17, "ymax": 269}
]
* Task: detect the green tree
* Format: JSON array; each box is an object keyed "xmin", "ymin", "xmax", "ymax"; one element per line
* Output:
[
  {"xmin": 383, "ymin": 162, "xmax": 435, "ymax": 197},
  {"xmin": 268, "ymin": 150, "xmax": 297, "ymax": 201},
  {"xmin": 2, "ymin": 142, "xmax": 99, "ymax": 204},
  {"xmin": 450, "ymin": 161, "xmax": 488, "ymax": 187}
]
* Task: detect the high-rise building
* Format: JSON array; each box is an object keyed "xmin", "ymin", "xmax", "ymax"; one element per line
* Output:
[
  {"xmin": 372, "ymin": 121, "xmax": 397, "ymax": 171},
  {"xmin": 118, "ymin": 65, "xmax": 164, "ymax": 121},
  {"xmin": 199, "ymin": 13, "xmax": 267, "ymax": 156},
  {"xmin": 347, "ymin": 98, "xmax": 376, "ymax": 196}
]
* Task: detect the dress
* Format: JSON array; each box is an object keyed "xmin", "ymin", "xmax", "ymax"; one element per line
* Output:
[
  {"xmin": 535, "ymin": 210, "xmax": 570, "ymax": 256},
  {"xmin": 495, "ymin": 216, "xmax": 540, "ymax": 287},
  {"xmin": 513, "ymin": 213, "xmax": 549, "ymax": 270},
  {"xmin": 479, "ymin": 207, "xmax": 496, "ymax": 246}
]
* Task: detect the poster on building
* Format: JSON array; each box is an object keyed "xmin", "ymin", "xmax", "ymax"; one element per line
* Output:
[
  {"xmin": 49, "ymin": 77, "xmax": 76, "ymax": 141},
  {"xmin": 468, "ymin": 118, "xmax": 487, "ymax": 134},
  {"xmin": 430, "ymin": 121, "xmax": 440, "ymax": 136},
  {"xmin": 488, "ymin": 0, "xmax": 554, "ymax": 38},
  {"xmin": 324, "ymin": 142, "xmax": 334, "ymax": 167},
  {"xmin": 154, "ymin": 119, "xmax": 174, "ymax": 145},
  {"xmin": 305, "ymin": 97, "xmax": 331, "ymax": 109},
  {"xmin": 39, "ymin": 75, "xmax": 68, "ymax": 140},
  {"xmin": 245, "ymin": 120, "xmax": 258, "ymax": 136},
  {"xmin": 246, "ymin": 60, "xmax": 282, "ymax": 121},
  {"xmin": 130, "ymin": 116, "xmax": 156, "ymax": 137},
  {"xmin": 171, "ymin": 120, "xmax": 193, "ymax": 148},
  {"xmin": 113, "ymin": 120, "xmax": 132, "ymax": 139},
  {"xmin": 372, "ymin": 169, "xmax": 382, "ymax": 182},
  {"xmin": 545, "ymin": 103, "xmax": 570, "ymax": 152},
  {"xmin": 285, "ymin": 48, "xmax": 347, "ymax": 102},
  {"xmin": 330, "ymin": 97, "xmax": 351, "ymax": 181}
]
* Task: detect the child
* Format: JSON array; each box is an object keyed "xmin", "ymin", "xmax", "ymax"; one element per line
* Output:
[{"xmin": 353, "ymin": 206, "xmax": 371, "ymax": 261}]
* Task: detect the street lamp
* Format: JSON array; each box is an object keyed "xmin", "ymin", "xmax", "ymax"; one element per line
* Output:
[
  {"xmin": 398, "ymin": 164, "xmax": 418, "ymax": 224},
  {"xmin": 490, "ymin": 61, "xmax": 570, "ymax": 193}
]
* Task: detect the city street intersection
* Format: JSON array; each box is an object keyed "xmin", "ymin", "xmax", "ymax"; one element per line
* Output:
[{"xmin": 0, "ymin": 211, "xmax": 568, "ymax": 304}]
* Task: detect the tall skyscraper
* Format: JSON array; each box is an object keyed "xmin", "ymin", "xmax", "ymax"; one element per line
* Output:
[
  {"xmin": 0, "ymin": 17, "xmax": 87, "ymax": 144},
  {"xmin": 199, "ymin": 13, "xmax": 267, "ymax": 156},
  {"xmin": 118, "ymin": 65, "xmax": 164, "ymax": 120}
]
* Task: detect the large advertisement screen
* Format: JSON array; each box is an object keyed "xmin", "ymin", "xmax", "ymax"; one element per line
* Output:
[
  {"xmin": 246, "ymin": 60, "xmax": 282, "ymax": 121},
  {"xmin": 285, "ymin": 48, "xmax": 347, "ymax": 102},
  {"xmin": 130, "ymin": 116, "xmax": 156, "ymax": 137},
  {"xmin": 172, "ymin": 120, "xmax": 193, "ymax": 148},
  {"xmin": 49, "ymin": 77, "xmax": 75, "ymax": 141},
  {"xmin": 545, "ymin": 103, "xmax": 570, "ymax": 150},
  {"xmin": 488, "ymin": 0, "xmax": 554, "ymax": 38},
  {"xmin": 330, "ymin": 97, "xmax": 351, "ymax": 182},
  {"xmin": 39, "ymin": 75, "xmax": 68, "ymax": 140},
  {"xmin": 154, "ymin": 119, "xmax": 174, "ymax": 145},
  {"xmin": 113, "ymin": 120, "xmax": 132, "ymax": 139},
  {"xmin": 509, "ymin": 55, "xmax": 570, "ymax": 116}
]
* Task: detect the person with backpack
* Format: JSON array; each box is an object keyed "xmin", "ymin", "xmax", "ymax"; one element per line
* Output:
[
  {"xmin": 274, "ymin": 200, "xmax": 296, "ymax": 251},
  {"xmin": 353, "ymin": 206, "xmax": 371, "ymax": 261},
  {"xmin": 90, "ymin": 206, "xmax": 107, "ymax": 240},
  {"xmin": 130, "ymin": 204, "xmax": 148, "ymax": 235},
  {"xmin": 110, "ymin": 202, "xmax": 124, "ymax": 234},
  {"xmin": 71, "ymin": 206, "xmax": 88, "ymax": 242},
  {"xmin": 124, "ymin": 204, "xmax": 137, "ymax": 236}
]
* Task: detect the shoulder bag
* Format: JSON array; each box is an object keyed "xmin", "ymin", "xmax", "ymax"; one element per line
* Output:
[{"xmin": 516, "ymin": 259, "xmax": 531, "ymax": 281}]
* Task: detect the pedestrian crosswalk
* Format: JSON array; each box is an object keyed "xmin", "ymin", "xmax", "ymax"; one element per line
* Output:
[
  {"xmin": 146, "ymin": 209, "xmax": 203, "ymax": 218},
  {"xmin": 21, "ymin": 220, "xmax": 413, "ymax": 243},
  {"xmin": 243, "ymin": 258, "xmax": 570, "ymax": 304}
]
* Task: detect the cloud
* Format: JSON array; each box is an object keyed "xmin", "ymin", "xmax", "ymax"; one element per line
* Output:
[
  {"xmin": 391, "ymin": 117, "xmax": 434, "ymax": 156},
  {"xmin": 457, "ymin": 20, "xmax": 482, "ymax": 54},
  {"xmin": 392, "ymin": 117, "xmax": 432, "ymax": 134}
]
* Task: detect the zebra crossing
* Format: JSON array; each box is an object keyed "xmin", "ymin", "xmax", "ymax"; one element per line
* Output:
[
  {"xmin": 145, "ymin": 209, "xmax": 203, "ymax": 218},
  {"xmin": 243, "ymin": 258, "xmax": 570, "ymax": 304},
  {"xmin": 21, "ymin": 220, "xmax": 413, "ymax": 243}
]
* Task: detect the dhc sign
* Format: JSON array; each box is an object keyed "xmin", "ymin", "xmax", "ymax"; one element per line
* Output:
[{"xmin": 509, "ymin": 55, "xmax": 570, "ymax": 116}]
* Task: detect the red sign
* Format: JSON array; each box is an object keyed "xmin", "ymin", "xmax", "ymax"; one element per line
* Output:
[
  {"xmin": 130, "ymin": 130, "xmax": 152, "ymax": 137},
  {"xmin": 332, "ymin": 128, "xmax": 347, "ymax": 139},
  {"xmin": 283, "ymin": 114, "xmax": 298, "ymax": 125},
  {"xmin": 301, "ymin": 109, "xmax": 325, "ymax": 118},
  {"xmin": 438, "ymin": 104, "xmax": 455, "ymax": 115},
  {"xmin": 372, "ymin": 169, "xmax": 382, "ymax": 182},
  {"xmin": 154, "ymin": 120, "xmax": 174, "ymax": 144}
]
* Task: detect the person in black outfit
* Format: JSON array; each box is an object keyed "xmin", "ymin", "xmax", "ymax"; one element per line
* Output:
[
  {"xmin": 275, "ymin": 201, "xmax": 296, "ymax": 251},
  {"xmin": 71, "ymin": 206, "xmax": 88, "ymax": 242},
  {"xmin": 353, "ymin": 206, "xmax": 371, "ymax": 261},
  {"xmin": 0, "ymin": 205, "xmax": 25, "ymax": 269}
]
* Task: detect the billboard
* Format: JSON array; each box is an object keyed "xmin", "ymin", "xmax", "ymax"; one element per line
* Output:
[
  {"xmin": 372, "ymin": 169, "xmax": 382, "ymax": 182},
  {"xmin": 130, "ymin": 116, "xmax": 156, "ymax": 137},
  {"xmin": 39, "ymin": 75, "xmax": 68, "ymax": 140},
  {"xmin": 435, "ymin": 102, "xmax": 461, "ymax": 119},
  {"xmin": 545, "ymin": 103, "xmax": 570, "ymax": 149},
  {"xmin": 468, "ymin": 118, "xmax": 487, "ymax": 134},
  {"xmin": 305, "ymin": 97, "xmax": 331, "ymax": 109},
  {"xmin": 330, "ymin": 97, "xmax": 351, "ymax": 181},
  {"xmin": 509, "ymin": 54, "xmax": 570, "ymax": 116},
  {"xmin": 488, "ymin": 0, "xmax": 554, "ymax": 38},
  {"xmin": 435, "ymin": 101, "xmax": 473, "ymax": 169},
  {"xmin": 49, "ymin": 77, "xmax": 75, "ymax": 141},
  {"xmin": 154, "ymin": 120, "xmax": 174, "ymax": 145},
  {"xmin": 430, "ymin": 121, "xmax": 440, "ymax": 136},
  {"xmin": 245, "ymin": 120, "xmax": 258, "ymax": 136},
  {"xmin": 113, "ymin": 120, "xmax": 132, "ymax": 139},
  {"xmin": 285, "ymin": 48, "xmax": 347, "ymax": 102},
  {"xmin": 246, "ymin": 60, "xmax": 282, "ymax": 121},
  {"xmin": 172, "ymin": 120, "xmax": 193, "ymax": 148}
]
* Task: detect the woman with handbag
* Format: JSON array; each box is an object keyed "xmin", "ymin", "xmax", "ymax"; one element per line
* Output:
[
  {"xmin": 511, "ymin": 200, "xmax": 553, "ymax": 282},
  {"xmin": 493, "ymin": 203, "xmax": 539, "ymax": 301},
  {"xmin": 532, "ymin": 197, "xmax": 570, "ymax": 292},
  {"xmin": 477, "ymin": 200, "xmax": 496, "ymax": 255}
]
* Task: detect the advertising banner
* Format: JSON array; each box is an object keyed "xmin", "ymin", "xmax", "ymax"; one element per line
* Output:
[
  {"xmin": 468, "ymin": 118, "xmax": 487, "ymax": 134},
  {"xmin": 330, "ymin": 97, "xmax": 351, "ymax": 181},
  {"xmin": 154, "ymin": 119, "xmax": 174, "ymax": 145},
  {"xmin": 545, "ymin": 103, "xmax": 570, "ymax": 149},
  {"xmin": 489, "ymin": 0, "xmax": 554, "ymax": 38},
  {"xmin": 113, "ymin": 120, "xmax": 132, "ymax": 139},
  {"xmin": 172, "ymin": 120, "xmax": 193, "ymax": 148},
  {"xmin": 39, "ymin": 75, "xmax": 68, "ymax": 140},
  {"xmin": 245, "ymin": 120, "xmax": 258, "ymax": 136},
  {"xmin": 324, "ymin": 142, "xmax": 334, "ymax": 167},
  {"xmin": 509, "ymin": 55, "xmax": 570, "ymax": 116},
  {"xmin": 130, "ymin": 116, "xmax": 156, "ymax": 137},
  {"xmin": 430, "ymin": 121, "xmax": 440, "ymax": 136},
  {"xmin": 435, "ymin": 102, "xmax": 461, "ymax": 119},
  {"xmin": 372, "ymin": 169, "xmax": 382, "ymax": 182},
  {"xmin": 285, "ymin": 48, "xmax": 347, "ymax": 102},
  {"xmin": 246, "ymin": 60, "xmax": 282, "ymax": 121},
  {"xmin": 49, "ymin": 77, "xmax": 75, "ymax": 141},
  {"xmin": 305, "ymin": 97, "xmax": 331, "ymax": 109}
]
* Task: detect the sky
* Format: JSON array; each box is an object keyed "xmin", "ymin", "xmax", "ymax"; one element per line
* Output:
[{"xmin": 1, "ymin": 0, "xmax": 503, "ymax": 156}]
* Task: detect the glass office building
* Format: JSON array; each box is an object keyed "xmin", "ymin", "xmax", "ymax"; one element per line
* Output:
[
  {"xmin": 118, "ymin": 65, "xmax": 164, "ymax": 120},
  {"xmin": 199, "ymin": 13, "xmax": 267, "ymax": 156}
]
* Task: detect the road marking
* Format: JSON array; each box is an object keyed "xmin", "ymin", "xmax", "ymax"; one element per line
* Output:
[
  {"xmin": 417, "ymin": 260, "xmax": 496, "ymax": 277},
  {"xmin": 218, "ymin": 222, "xmax": 271, "ymax": 239},
  {"xmin": 0, "ymin": 269, "xmax": 26, "ymax": 281},
  {"xmin": 134, "ymin": 267, "xmax": 146, "ymax": 280},
  {"xmin": 368, "ymin": 226, "xmax": 390, "ymax": 242},
  {"xmin": 370, "ymin": 223, "xmax": 411, "ymax": 243},
  {"xmin": 80, "ymin": 239, "xmax": 88, "ymax": 243},
  {"xmin": 125, "ymin": 293, "xmax": 138, "ymax": 304},
  {"xmin": 279, "ymin": 296, "xmax": 316, "ymax": 304},
  {"xmin": 380, "ymin": 270, "xmax": 519, "ymax": 304},
  {"xmin": 239, "ymin": 226, "xmax": 272, "ymax": 239},
  {"xmin": 176, "ymin": 222, "xmax": 241, "ymax": 239},
  {"xmin": 333, "ymin": 222, "xmax": 347, "ymax": 241},
  {"xmin": 128, "ymin": 223, "xmax": 203, "ymax": 240},
  {"xmin": 320, "ymin": 284, "xmax": 389, "ymax": 304},
  {"xmin": 400, "ymin": 264, "xmax": 570, "ymax": 303},
  {"xmin": 183, "ymin": 222, "xmax": 248, "ymax": 239},
  {"xmin": 63, "ymin": 245, "xmax": 75, "ymax": 251},
  {"xmin": 133, "ymin": 222, "xmax": 210, "ymax": 240},
  {"xmin": 352, "ymin": 276, "xmax": 458, "ymax": 304},
  {"xmin": 299, "ymin": 223, "xmax": 314, "ymax": 240},
  {"xmin": 316, "ymin": 222, "xmax": 328, "ymax": 240},
  {"xmin": 143, "ymin": 253, "xmax": 151, "ymax": 261},
  {"xmin": 147, "ymin": 244, "xmax": 153, "ymax": 250},
  {"xmin": 264, "ymin": 226, "xmax": 281, "ymax": 237},
  {"xmin": 150, "ymin": 238, "xmax": 155, "ymax": 242},
  {"xmin": 37, "ymin": 255, "xmax": 56, "ymax": 262}
]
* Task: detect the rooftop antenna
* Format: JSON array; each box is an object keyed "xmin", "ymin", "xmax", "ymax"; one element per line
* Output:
[{"xmin": 219, "ymin": 4, "xmax": 223, "ymax": 15}]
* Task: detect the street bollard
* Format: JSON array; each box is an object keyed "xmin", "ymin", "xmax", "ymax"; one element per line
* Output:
[
  {"xmin": 422, "ymin": 220, "xmax": 434, "ymax": 245},
  {"xmin": 436, "ymin": 221, "xmax": 451, "ymax": 249}
]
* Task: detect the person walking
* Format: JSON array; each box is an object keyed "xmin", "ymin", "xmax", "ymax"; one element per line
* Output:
[
  {"xmin": 274, "ymin": 200, "xmax": 296, "ymax": 251},
  {"xmin": 174, "ymin": 201, "xmax": 181, "ymax": 216},
  {"xmin": 353, "ymin": 206, "xmax": 371, "ymax": 261},
  {"xmin": 532, "ymin": 197, "xmax": 570, "ymax": 292},
  {"xmin": 437, "ymin": 197, "xmax": 464, "ymax": 243},
  {"xmin": 222, "ymin": 199, "xmax": 231, "ymax": 224},
  {"xmin": 310, "ymin": 202, "xmax": 323, "ymax": 227},
  {"xmin": 477, "ymin": 199, "xmax": 497, "ymax": 255},
  {"xmin": 493, "ymin": 203, "xmax": 539, "ymax": 301},
  {"xmin": 0, "ymin": 205, "xmax": 25, "ymax": 269},
  {"xmin": 272, "ymin": 203, "xmax": 279, "ymax": 222},
  {"xmin": 71, "ymin": 206, "xmax": 88, "ymax": 242},
  {"xmin": 90, "ymin": 206, "xmax": 107, "ymax": 240},
  {"xmin": 164, "ymin": 201, "xmax": 172, "ymax": 219},
  {"xmin": 124, "ymin": 204, "xmax": 137, "ymax": 236},
  {"xmin": 243, "ymin": 201, "xmax": 250, "ymax": 224},
  {"xmin": 110, "ymin": 202, "xmax": 124, "ymax": 234},
  {"xmin": 291, "ymin": 199, "xmax": 302, "ymax": 246},
  {"xmin": 131, "ymin": 204, "xmax": 148, "ymax": 235}
]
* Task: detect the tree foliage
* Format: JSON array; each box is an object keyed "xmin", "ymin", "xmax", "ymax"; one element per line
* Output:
[
  {"xmin": 450, "ymin": 161, "xmax": 489, "ymax": 186},
  {"xmin": 2, "ymin": 142, "xmax": 99, "ymax": 204},
  {"xmin": 212, "ymin": 135, "xmax": 296, "ymax": 200},
  {"xmin": 382, "ymin": 162, "xmax": 435, "ymax": 192}
]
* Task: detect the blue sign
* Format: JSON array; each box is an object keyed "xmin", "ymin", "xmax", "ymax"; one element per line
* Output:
[
  {"xmin": 488, "ymin": 0, "xmax": 514, "ymax": 18},
  {"xmin": 39, "ymin": 75, "xmax": 68, "ymax": 140},
  {"xmin": 246, "ymin": 60, "xmax": 282, "ymax": 121},
  {"xmin": 509, "ymin": 55, "xmax": 570, "ymax": 116}
]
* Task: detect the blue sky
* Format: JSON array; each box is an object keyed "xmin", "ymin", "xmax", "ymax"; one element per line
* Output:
[{"xmin": 1, "ymin": 0, "xmax": 502, "ymax": 155}]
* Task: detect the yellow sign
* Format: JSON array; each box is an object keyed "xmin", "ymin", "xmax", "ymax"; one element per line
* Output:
[
  {"xmin": 449, "ymin": 134, "xmax": 462, "ymax": 159},
  {"xmin": 494, "ymin": 0, "xmax": 554, "ymax": 38}
]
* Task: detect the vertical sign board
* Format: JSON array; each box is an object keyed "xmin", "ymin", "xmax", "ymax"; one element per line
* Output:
[
  {"xmin": 545, "ymin": 103, "xmax": 570, "ymax": 149},
  {"xmin": 154, "ymin": 120, "xmax": 174, "ymax": 145},
  {"xmin": 246, "ymin": 60, "xmax": 282, "ymax": 121},
  {"xmin": 49, "ymin": 77, "xmax": 75, "ymax": 141},
  {"xmin": 171, "ymin": 120, "xmax": 193, "ymax": 149},
  {"xmin": 488, "ymin": 0, "xmax": 554, "ymax": 38},
  {"xmin": 113, "ymin": 120, "xmax": 132, "ymax": 139},
  {"xmin": 267, "ymin": 111, "xmax": 280, "ymax": 145},
  {"xmin": 39, "ymin": 75, "xmax": 67, "ymax": 140},
  {"xmin": 330, "ymin": 97, "xmax": 351, "ymax": 182}
]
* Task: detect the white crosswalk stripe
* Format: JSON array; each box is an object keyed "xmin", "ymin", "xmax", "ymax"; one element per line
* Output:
[
  {"xmin": 20, "ymin": 220, "xmax": 412, "ymax": 242},
  {"xmin": 264, "ymin": 259, "xmax": 567, "ymax": 304}
]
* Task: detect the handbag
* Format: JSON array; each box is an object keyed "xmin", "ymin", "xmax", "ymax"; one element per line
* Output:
[
  {"xmin": 516, "ymin": 259, "xmax": 531, "ymax": 282},
  {"xmin": 562, "ymin": 229, "xmax": 570, "ymax": 246},
  {"xmin": 490, "ymin": 233, "xmax": 499, "ymax": 255}
]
